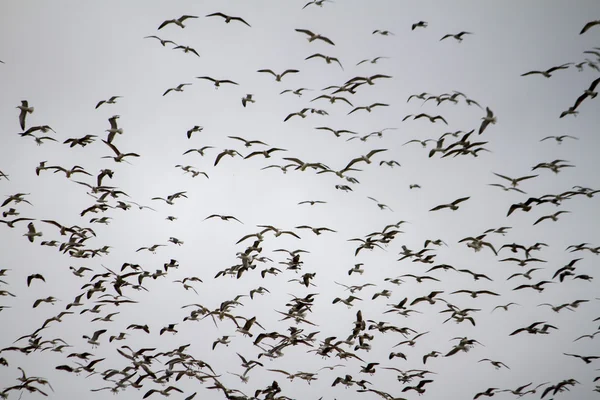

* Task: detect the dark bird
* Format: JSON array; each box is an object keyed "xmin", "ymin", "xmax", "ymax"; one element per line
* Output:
[
  {"xmin": 440, "ymin": 31, "xmax": 473, "ymax": 42},
  {"xmin": 580, "ymin": 20, "xmax": 600, "ymax": 34},
  {"xmin": 206, "ymin": 12, "xmax": 251, "ymax": 27},
  {"xmin": 196, "ymin": 76, "xmax": 239, "ymax": 88},
  {"xmin": 430, "ymin": 197, "xmax": 470, "ymax": 211},
  {"xmin": 257, "ymin": 69, "xmax": 299, "ymax": 82},
  {"xmin": 521, "ymin": 63, "xmax": 572, "ymax": 78},
  {"xmin": 412, "ymin": 21, "xmax": 428, "ymax": 30},
  {"xmin": 144, "ymin": 36, "xmax": 177, "ymax": 47}
]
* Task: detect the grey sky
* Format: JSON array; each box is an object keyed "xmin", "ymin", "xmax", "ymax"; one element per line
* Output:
[{"xmin": 1, "ymin": 1, "xmax": 600, "ymax": 399}]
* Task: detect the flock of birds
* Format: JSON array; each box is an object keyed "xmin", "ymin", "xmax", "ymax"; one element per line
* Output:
[{"xmin": 1, "ymin": 2, "xmax": 600, "ymax": 400}]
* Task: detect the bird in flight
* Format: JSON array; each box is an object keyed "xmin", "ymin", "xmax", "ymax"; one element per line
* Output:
[
  {"xmin": 206, "ymin": 12, "xmax": 251, "ymax": 27},
  {"xmin": 440, "ymin": 31, "xmax": 473, "ymax": 42},
  {"xmin": 295, "ymin": 29, "xmax": 335, "ymax": 45},
  {"xmin": 521, "ymin": 63, "xmax": 572, "ymax": 78},
  {"xmin": 158, "ymin": 15, "xmax": 198, "ymax": 30},
  {"xmin": 429, "ymin": 197, "xmax": 470, "ymax": 212}
]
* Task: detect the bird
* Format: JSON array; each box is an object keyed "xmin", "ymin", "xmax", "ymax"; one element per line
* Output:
[
  {"xmin": 412, "ymin": 21, "xmax": 428, "ymax": 30},
  {"xmin": 163, "ymin": 83, "xmax": 192, "ymax": 96},
  {"xmin": 214, "ymin": 149, "xmax": 242, "ymax": 166},
  {"xmin": 479, "ymin": 107, "xmax": 497, "ymax": 134},
  {"xmin": 23, "ymin": 222, "xmax": 42, "ymax": 243},
  {"xmin": 158, "ymin": 15, "xmax": 198, "ymax": 30},
  {"xmin": 206, "ymin": 12, "xmax": 251, "ymax": 27},
  {"xmin": 257, "ymin": 69, "xmax": 299, "ymax": 82},
  {"xmin": 478, "ymin": 359, "xmax": 510, "ymax": 369},
  {"xmin": 493, "ymin": 172, "xmax": 538, "ymax": 188},
  {"xmin": 373, "ymin": 30, "xmax": 394, "ymax": 36},
  {"xmin": 305, "ymin": 53, "xmax": 344, "ymax": 69},
  {"xmin": 429, "ymin": 197, "xmax": 470, "ymax": 211},
  {"xmin": 17, "ymin": 100, "xmax": 34, "ymax": 130},
  {"xmin": 186, "ymin": 126, "xmax": 203, "ymax": 139},
  {"xmin": 101, "ymin": 140, "xmax": 140, "ymax": 163},
  {"xmin": 295, "ymin": 29, "xmax": 335, "ymax": 45},
  {"xmin": 348, "ymin": 103, "xmax": 389, "ymax": 115},
  {"xmin": 344, "ymin": 149, "xmax": 387, "ymax": 169},
  {"xmin": 196, "ymin": 76, "xmax": 239, "ymax": 88},
  {"xmin": 356, "ymin": 56, "xmax": 389, "ymax": 66},
  {"xmin": 563, "ymin": 353, "xmax": 600, "ymax": 364},
  {"xmin": 204, "ymin": 214, "xmax": 243, "ymax": 223},
  {"xmin": 533, "ymin": 211, "xmax": 570, "ymax": 225},
  {"xmin": 95, "ymin": 96, "xmax": 122, "ymax": 109},
  {"xmin": 580, "ymin": 20, "xmax": 600, "ymax": 34},
  {"xmin": 173, "ymin": 45, "xmax": 200, "ymax": 57},
  {"xmin": 571, "ymin": 77, "xmax": 600, "ymax": 111},
  {"xmin": 440, "ymin": 31, "xmax": 473, "ymax": 42},
  {"xmin": 540, "ymin": 135, "xmax": 579, "ymax": 144},
  {"xmin": 521, "ymin": 63, "xmax": 572, "ymax": 78},
  {"xmin": 144, "ymin": 35, "xmax": 177, "ymax": 46},
  {"xmin": 241, "ymin": 94, "xmax": 255, "ymax": 107}
]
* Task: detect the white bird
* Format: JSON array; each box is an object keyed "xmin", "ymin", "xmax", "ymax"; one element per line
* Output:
[
  {"xmin": 17, "ymin": 100, "xmax": 34, "ymax": 130},
  {"xmin": 23, "ymin": 222, "xmax": 42, "ymax": 243},
  {"xmin": 158, "ymin": 15, "xmax": 198, "ymax": 30},
  {"xmin": 479, "ymin": 107, "xmax": 497, "ymax": 134}
]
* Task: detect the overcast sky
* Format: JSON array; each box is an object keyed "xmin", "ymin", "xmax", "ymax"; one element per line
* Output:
[{"xmin": 1, "ymin": 1, "xmax": 600, "ymax": 399}]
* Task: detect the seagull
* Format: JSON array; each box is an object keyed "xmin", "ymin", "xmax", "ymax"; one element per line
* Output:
[
  {"xmin": 412, "ymin": 21, "xmax": 428, "ymax": 30},
  {"xmin": 196, "ymin": 76, "xmax": 239, "ymax": 88},
  {"xmin": 163, "ymin": 83, "xmax": 192, "ymax": 96},
  {"xmin": 17, "ymin": 100, "xmax": 34, "ymax": 130},
  {"xmin": 206, "ymin": 12, "xmax": 251, "ymax": 27},
  {"xmin": 214, "ymin": 149, "xmax": 242, "ymax": 166},
  {"xmin": 280, "ymin": 87, "xmax": 311, "ymax": 96},
  {"xmin": 303, "ymin": 0, "xmax": 333, "ymax": 9},
  {"xmin": 479, "ymin": 107, "xmax": 497, "ymax": 134},
  {"xmin": 228, "ymin": 136, "xmax": 267, "ymax": 147},
  {"xmin": 373, "ymin": 30, "xmax": 394, "ymax": 36},
  {"xmin": 186, "ymin": 126, "xmax": 203, "ymax": 139},
  {"xmin": 521, "ymin": 63, "xmax": 572, "ymax": 78},
  {"xmin": 571, "ymin": 77, "xmax": 600, "ymax": 111},
  {"xmin": 144, "ymin": 36, "xmax": 177, "ymax": 47},
  {"xmin": 580, "ymin": 20, "xmax": 600, "ymax": 34},
  {"xmin": 101, "ymin": 140, "xmax": 140, "ymax": 163},
  {"xmin": 348, "ymin": 103, "xmax": 389, "ymax": 115},
  {"xmin": 158, "ymin": 15, "xmax": 198, "ymax": 30},
  {"xmin": 305, "ymin": 53, "xmax": 343, "ymax": 69},
  {"xmin": 257, "ymin": 69, "xmax": 299, "ymax": 82},
  {"xmin": 533, "ymin": 211, "xmax": 570, "ymax": 225},
  {"xmin": 492, "ymin": 172, "xmax": 538, "ymax": 187},
  {"xmin": 356, "ymin": 57, "xmax": 389, "ymax": 66},
  {"xmin": 23, "ymin": 222, "xmax": 42, "ymax": 243},
  {"xmin": 440, "ymin": 31, "xmax": 473, "ymax": 42},
  {"xmin": 95, "ymin": 96, "xmax": 122, "ymax": 109},
  {"xmin": 429, "ymin": 197, "xmax": 470, "ymax": 212},
  {"xmin": 245, "ymin": 148, "xmax": 287, "ymax": 159},
  {"xmin": 173, "ymin": 45, "xmax": 200, "ymax": 57},
  {"xmin": 295, "ymin": 29, "xmax": 335, "ymax": 45},
  {"xmin": 242, "ymin": 94, "xmax": 255, "ymax": 107},
  {"xmin": 540, "ymin": 135, "xmax": 579, "ymax": 144}
]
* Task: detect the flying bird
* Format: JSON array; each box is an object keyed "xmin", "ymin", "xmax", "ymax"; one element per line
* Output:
[
  {"xmin": 295, "ymin": 29, "xmax": 336, "ymax": 45},
  {"xmin": 257, "ymin": 69, "xmax": 299, "ymax": 82},
  {"xmin": 158, "ymin": 15, "xmax": 198, "ymax": 30},
  {"xmin": 430, "ymin": 197, "xmax": 470, "ymax": 212},
  {"xmin": 17, "ymin": 100, "xmax": 34, "ymax": 130},
  {"xmin": 206, "ymin": 12, "xmax": 251, "ymax": 27},
  {"xmin": 521, "ymin": 63, "xmax": 572, "ymax": 78},
  {"xmin": 440, "ymin": 31, "xmax": 473, "ymax": 42}
]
